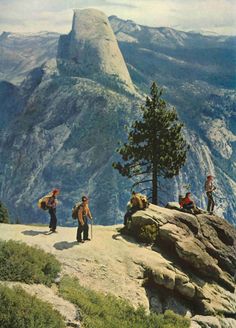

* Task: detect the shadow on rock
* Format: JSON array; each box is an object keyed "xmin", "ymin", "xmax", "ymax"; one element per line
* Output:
[
  {"xmin": 22, "ymin": 230, "xmax": 49, "ymax": 236},
  {"xmin": 112, "ymin": 232, "xmax": 150, "ymax": 248},
  {"xmin": 53, "ymin": 241, "xmax": 78, "ymax": 250}
]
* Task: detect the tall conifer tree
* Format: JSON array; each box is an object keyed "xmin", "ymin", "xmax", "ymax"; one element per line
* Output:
[
  {"xmin": 113, "ymin": 82, "xmax": 189, "ymax": 204},
  {"xmin": 0, "ymin": 201, "xmax": 10, "ymax": 223}
]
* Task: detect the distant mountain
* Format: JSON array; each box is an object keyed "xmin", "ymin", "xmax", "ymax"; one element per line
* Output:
[
  {"xmin": 58, "ymin": 9, "xmax": 135, "ymax": 93},
  {"xmin": 109, "ymin": 15, "xmax": 236, "ymax": 89},
  {"xmin": 0, "ymin": 11, "xmax": 235, "ymax": 225},
  {"xmin": 0, "ymin": 31, "xmax": 59, "ymax": 84},
  {"xmin": 1, "ymin": 17, "xmax": 235, "ymax": 86}
]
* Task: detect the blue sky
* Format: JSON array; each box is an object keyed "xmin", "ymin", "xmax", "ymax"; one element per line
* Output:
[{"xmin": 0, "ymin": 0, "xmax": 235, "ymax": 35}]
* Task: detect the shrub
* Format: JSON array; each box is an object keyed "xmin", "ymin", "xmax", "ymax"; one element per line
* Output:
[
  {"xmin": 138, "ymin": 224, "xmax": 157, "ymax": 244},
  {"xmin": 0, "ymin": 240, "xmax": 61, "ymax": 286},
  {"xmin": 59, "ymin": 275, "xmax": 190, "ymax": 328},
  {"xmin": 0, "ymin": 201, "xmax": 10, "ymax": 223},
  {"xmin": 0, "ymin": 285, "xmax": 65, "ymax": 328}
]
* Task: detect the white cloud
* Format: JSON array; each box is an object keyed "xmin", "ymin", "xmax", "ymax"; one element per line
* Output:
[{"xmin": 0, "ymin": 0, "xmax": 235, "ymax": 35}]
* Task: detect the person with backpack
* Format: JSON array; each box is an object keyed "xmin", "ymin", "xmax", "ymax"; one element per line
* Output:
[
  {"xmin": 124, "ymin": 191, "xmax": 146, "ymax": 225},
  {"xmin": 76, "ymin": 196, "xmax": 93, "ymax": 243},
  {"xmin": 205, "ymin": 175, "xmax": 216, "ymax": 214},
  {"xmin": 46, "ymin": 189, "xmax": 60, "ymax": 232},
  {"xmin": 38, "ymin": 188, "xmax": 60, "ymax": 232}
]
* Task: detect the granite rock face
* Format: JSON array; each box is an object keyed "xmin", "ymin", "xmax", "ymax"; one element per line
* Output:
[
  {"xmin": 126, "ymin": 205, "xmax": 236, "ymax": 323},
  {"xmin": 0, "ymin": 81, "xmax": 24, "ymax": 130},
  {"xmin": 57, "ymin": 9, "xmax": 135, "ymax": 93},
  {"xmin": 0, "ymin": 74, "xmax": 138, "ymax": 225}
]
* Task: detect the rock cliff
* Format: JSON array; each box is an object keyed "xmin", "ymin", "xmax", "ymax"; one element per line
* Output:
[
  {"xmin": 126, "ymin": 205, "xmax": 236, "ymax": 327},
  {"xmin": 57, "ymin": 9, "xmax": 135, "ymax": 93}
]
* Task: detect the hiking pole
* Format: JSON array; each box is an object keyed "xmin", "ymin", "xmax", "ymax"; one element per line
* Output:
[{"xmin": 91, "ymin": 218, "xmax": 93, "ymax": 240}]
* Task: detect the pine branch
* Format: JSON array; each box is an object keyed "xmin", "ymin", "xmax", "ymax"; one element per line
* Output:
[
  {"xmin": 132, "ymin": 179, "xmax": 153, "ymax": 188},
  {"xmin": 139, "ymin": 187, "xmax": 152, "ymax": 193}
]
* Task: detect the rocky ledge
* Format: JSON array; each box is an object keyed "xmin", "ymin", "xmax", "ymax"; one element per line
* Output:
[
  {"xmin": 0, "ymin": 205, "xmax": 235, "ymax": 328},
  {"xmin": 125, "ymin": 204, "xmax": 236, "ymax": 327}
]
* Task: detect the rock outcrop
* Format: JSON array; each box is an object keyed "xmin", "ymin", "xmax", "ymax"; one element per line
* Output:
[
  {"xmin": 57, "ymin": 9, "xmax": 135, "ymax": 93},
  {"xmin": 126, "ymin": 205, "xmax": 236, "ymax": 325},
  {"xmin": 0, "ymin": 206, "xmax": 235, "ymax": 327}
]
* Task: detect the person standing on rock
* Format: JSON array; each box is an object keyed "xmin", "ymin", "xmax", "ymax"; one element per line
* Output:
[
  {"xmin": 46, "ymin": 189, "xmax": 60, "ymax": 232},
  {"xmin": 205, "ymin": 175, "xmax": 216, "ymax": 214},
  {"xmin": 77, "ymin": 196, "xmax": 93, "ymax": 243}
]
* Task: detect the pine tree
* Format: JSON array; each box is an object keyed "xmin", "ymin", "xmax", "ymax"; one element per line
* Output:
[
  {"xmin": 0, "ymin": 201, "xmax": 10, "ymax": 223},
  {"xmin": 113, "ymin": 82, "xmax": 189, "ymax": 204}
]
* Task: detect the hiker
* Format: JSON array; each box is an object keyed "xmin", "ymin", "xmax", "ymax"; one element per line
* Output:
[
  {"xmin": 179, "ymin": 192, "xmax": 196, "ymax": 211},
  {"xmin": 124, "ymin": 191, "xmax": 144, "ymax": 225},
  {"xmin": 46, "ymin": 188, "xmax": 60, "ymax": 232},
  {"xmin": 205, "ymin": 175, "xmax": 216, "ymax": 214},
  {"xmin": 76, "ymin": 196, "xmax": 93, "ymax": 243}
]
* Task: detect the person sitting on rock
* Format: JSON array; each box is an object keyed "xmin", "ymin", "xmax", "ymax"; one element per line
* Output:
[
  {"xmin": 131, "ymin": 191, "xmax": 143, "ymax": 209},
  {"xmin": 124, "ymin": 191, "xmax": 144, "ymax": 225},
  {"xmin": 180, "ymin": 192, "xmax": 196, "ymax": 212}
]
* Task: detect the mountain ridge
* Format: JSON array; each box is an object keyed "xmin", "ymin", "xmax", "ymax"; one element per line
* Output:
[{"xmin": 1, "ymin": 15, "xmax": 235, "ymax": 86}]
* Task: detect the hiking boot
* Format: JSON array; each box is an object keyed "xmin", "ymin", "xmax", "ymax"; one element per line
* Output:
[
  {"xmin": 77, "ymin": 240, "xmax": 84, "ymax": 243},
  {"xmin": 83, "ymin": 238, "xmax": 91, "ymax": 241}
]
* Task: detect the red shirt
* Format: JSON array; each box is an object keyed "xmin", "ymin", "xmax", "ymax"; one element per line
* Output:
[{"xmin": 180, "ymin": 196, "xmax": 193, "ymax": 208}]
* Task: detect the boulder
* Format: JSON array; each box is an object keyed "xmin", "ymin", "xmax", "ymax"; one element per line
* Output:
[
  {"xmin": 126, "ymin": 204, "xmax": 236, "ymax": 321},
  {"xmin": 191, "ymin": 315, "xmax": 236, "ymax": 328}
]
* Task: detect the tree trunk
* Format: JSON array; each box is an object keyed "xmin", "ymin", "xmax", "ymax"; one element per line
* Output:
[{"xmin": 152, "ymin": 164, "xmax": 158, "ymax": 205}]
